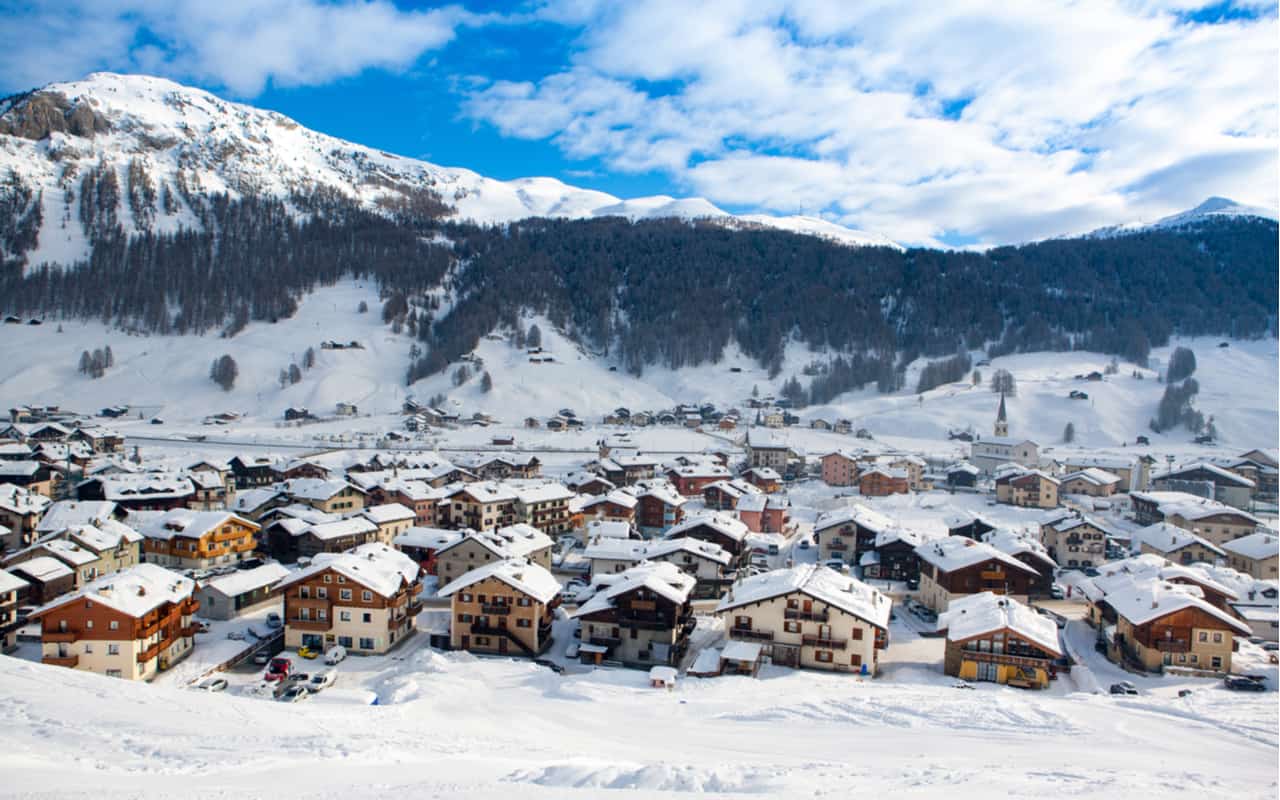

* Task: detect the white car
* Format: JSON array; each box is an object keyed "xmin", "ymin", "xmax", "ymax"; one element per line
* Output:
[
  {"xmin": 278, "ymin": 684, "xmax": 311, "ymax": 703},
  {"xmin": 194, "ymin": 676, "xmax": 228, "ymax": 692},
  {"xmin": 308, "ymin": 669, "xmax": 337, "ymax": 691},
  {"xmin": 324, "ymin": 645, "xmax": 347, "ymax": 665}
]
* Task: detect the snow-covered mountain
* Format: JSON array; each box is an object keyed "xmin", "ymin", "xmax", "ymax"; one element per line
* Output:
[
  {"xmin": 1087, "ymin": 196, "xmax": 1279, "ymax": 239},
  {"xmin": 0, "ymin": 72, "xmax": 896, "ymax": 270}
]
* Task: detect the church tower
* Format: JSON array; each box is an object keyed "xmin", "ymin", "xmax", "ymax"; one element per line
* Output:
[{"xmin": 994, "ymin": 392, "xmax": 1009, "ymax": 438}]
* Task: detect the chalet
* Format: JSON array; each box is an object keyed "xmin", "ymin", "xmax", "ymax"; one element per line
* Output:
[
  {"xmin": 356, "ymin": 503, "xmax": 416, "ymax": 545},
  {"xmin": 1151, "ymin": 462, "xmax": 1255, "ymax": 510},
  {"xmin": 283, "ymin": 407, "xmax": 312, "ymax": 422},
  {"xmin": 858, "ymin": 466, "xmax": 910, "ymax": 497},
  {"xmin": 820, "ymin": 450, "xmax": 860, "ymax": 487},
  {"xmin": 944, "ymin": 510, "xmax": 996, "ymax": 541},
  {"xmin": 945, "ymin": 461, "xmax": 981, "ymax": 489},
  {"xmin": 665, "ymin": 513, "xmax": 751, "ymax": 562},
  {"xmin": 1228, "ymin": 449, "xmax": 1278, "ymax": 500},
  {"xmin": 438, "ymin": 559, "xmax": 560, "ymax": 657},
  {"xmin": 580, "ymin": 490, "xmax": 638, "ymax": 524},
  {"xmin": 275, "ymin": 459, "xmax": 332, "ymax": 481},
  {"xmin": 0, "ymin": 460, "xmax": 57, "ymax": 496},
  {"xmin": 994, "ymin": 469, "xmax": 1059, "ymax": 508},
  {"xmin": 462, "ymin": 454, "xmax": 542, "ymax": 481},
  {"xmin": 914, "ymin": 536, "xmax": 1041, "ymax": 612},
  {"xmin": 859, "ymin": 527, "xmax": 929, "ymax": 583},
  {"xmin": 1129, "ymin": 491, "xmax": 1259, "ymax": 545},
  {"xmin": 736, "ymin": 494, "xmax": 790, "ymax": 534},
  {"xmin": 938, "ymin": 593, "xmax": 1063, "ymax": 689},
  {"xmin": 1060, "ymin": 454, "xmax": 1148, "ymax": 492},
  {"xmin": 0, "ymin": 568, "xmax": 27, "ymax": 651},
  {"xmin": 227, "ymin": 455, "xmax": 280, "ymax": 489},
  {"xmin": 67, "ymin": 427, "xmax": 124, "ymax": 454},
  {"xmin": 1221, "ymin": 532, "xmax": 1279, "ymax": 580},
  {"xmin": 969, "ymin": 437, "xmax": 1039, "ymax": 474},
  {"xmin": 444, "ymin": 482, "xmax": 518, "ymax": 531},
  {"xmin": 814, "ymin": 504, "xmax": 895, "ymax": 566},
  {"xmin": 982, "ymin": 528, "xmax": 1056, "ymax": 595},
  {"xmin": 1134, "ymin": 522, "xmax": 1226, "ymax": 566},
  {"xmin": 572, "ymin": 561, "xmax": 696, "ymax": 668},
  {"xmin": 76, "ymin": 474, "xmax": 195, "ymax": 511},
  {"xmin": 131, "ymin": 509, "xmax": 260, "ymax": 569},
  {"xmin": 593, "ymin": 537, "xmax": 733, "ymax": 599},
  {"xmin": 277, "ymin": 478, "xmax": 366, "ymax": 514},
  {"xmin": 1039, "ymin": 513, "xmax": 1113, "ymax": 569},
  {"xmin": 810, "ymin": 418, "xmax": 832, "ymax": 431},
  {"xmin": 742, "ymin": 467, "xmax": 782, "ymax": 493},
  {"xmin": 378, "ymin": 479, "xmax": 448, "ymax": 526},
  {"xmin": 30, "ymin": 563, "xmax": 198, "ymax": 680},
  {"xmin": 230, "ymin": 488, "xmax": 289, "ymax": 521},
  {"xmin": 0, "ymin": 483, "xmax": 52, "ymax": 551},
  {"xmin": 717, "ymin": 565, "xmax": 891, "ymax": 673},
  {"xmin": 1093, "ymin": 577, "xmax": 1250, "ymax": 675},
  {"xmin": 295, "ymin": 518, "xmax": 380, "ymax": 559},
  {"xmin": 9, "ymin": 556, "xmax": 75, "ymax": 603},
  {"xmin": 432, "ymin": 524, "xmax": 554, "ymax": 586},
  {"xmin": 665, "ymin": 463, "xmax": 732, "ymax": 496},
  {"xmin": 510, "ymin": 482, "xmax": 574, "ymax": 534},
  {"xmin": 626, "ymin": 481, "xmax": 687, "ymax": 534},
  {"xmin": 594, "ymin": 454, "xmax": 660, "ymax": 486},
  {"xmin": 194, "ymin": 562, "xmax": 290, "ymax": 620},
  {"xmin": 3, "ymin": 520, "xmax": 142, "ymax": 588},
  {"xmin": 277, "ymin": 543, "xmax": 421, "ymax": 655},
  {"xmin": 564, "ymin": 471, "xmax": 616, "ymax": 496},
  {"xmin": 392, "ymin": 526, "xmax": 462, "ymax": 574},
  {"xmin": 702, "ymin": 478, "xmax": 762, "ymax": 511},
  {"xmin": 744, "ymin": 431, "xmax": 800, "ymax": 471}
]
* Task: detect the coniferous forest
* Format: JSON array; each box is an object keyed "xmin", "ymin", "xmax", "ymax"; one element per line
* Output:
[{"xmin": 0, "ymin": 187, "xmax": 1275, "ymax": 393}]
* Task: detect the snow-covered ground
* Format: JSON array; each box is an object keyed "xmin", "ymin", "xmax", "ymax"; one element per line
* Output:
[
  {"xmin": 1, "ymin": 606, "xmax": 1275, "ymax": 798},
  {"xmin": 0, "ymin": 279, "xmax": 1274, "ymax": 457}
]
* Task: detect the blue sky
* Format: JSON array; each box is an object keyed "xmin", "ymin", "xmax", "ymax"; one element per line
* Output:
[{"xmin": 0, "ymin": 0, "xmax": 1275, "ymax": 247}]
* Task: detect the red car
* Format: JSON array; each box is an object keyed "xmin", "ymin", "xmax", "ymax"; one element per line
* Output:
[{"xmin": 264, "ymin": 657, "xmax": 292, "ymax": 682}]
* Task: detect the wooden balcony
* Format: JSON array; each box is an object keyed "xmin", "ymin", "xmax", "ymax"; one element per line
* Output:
[
  {"xmin": 962, "ymin": 649, "xmax": 1053, "ymax": 669},
  {"xmin": 979, "ymin": 570, "xmax": 1006, "ymax": 581},
  {"xmin": 480, "ymin": 604, "xmax": 511, "ymax": 615},
  {"xmin": 802, "ymin": 634, "xmax": 847, "ymax": 650},
  {"xmin": 1153, "ymin": 638, "xmax": 1190, "ymax": 653},
  {"xmin": 287, "ymin": 617, "xmax": 332, "ymax": 631},
  {"xmin": 785, "ymin": 608, "xmax": 829, "ymax": 622},
  {"xmin": 137, "ymin": 642, "xmax": 162, "ymax": 663},
  {"xmin": 826, "ymin": 543, "xmax": 848, "ymax": 552},
  {"xmin": 730, "ymin": 627, "xmax": 774, "ymax": 642},
  {"xmin": 44, "ymin": 653, "xmax": 79, "ymax": 668},
  {"xmin": 589, "ymin": 635, "xmax": 622, "ymax": 647},
  {"xmin": 43, "ymin": 630, "xmax": 77, "ymax": 644}
]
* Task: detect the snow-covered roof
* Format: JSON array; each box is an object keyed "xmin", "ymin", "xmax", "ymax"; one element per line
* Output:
[
  {"xmin": 572, "ymin": 561, "xmax": 695, "ymax": 618},
  {"xmin": 583, "ymin": 537, "xmax": 649, "ymax": 562},
  {"xmin": 1060, "ymin": 454, "xmax": 1136, "ymax": 471},
  {"xmin": 231, "ymin": 488, "xmax": 284, "ymax": 514},
  {"xmin": 982, "ymin": 528, "xmax": 1054, "ymax": 568},
  {"xmin": 131, "ymin": 509, "xmax": 258, "ymax": 542},
  {"xmin": 393, "ymin": 526, "xmax": 464, "ymax": 550},
  {"xmin": 437, "ymin": 558, "xmax": 561, "ymax": 604},
  {"xmin": 717, "ymin": 564, "xmax": 891, "ymax": 628},
  {"xmin": 35, "ymin": 500, "xmax": 118, "ymax": 532},
  {"xmin": 1133, "ymin": 522, "xmax": 1226, "ymax": 557},
  {"xmin": 437, "ymin": 524, "xmax": 554, "ymax": 559},
  {"xmin": 860, "ymin": 466, "xmax": 909, "ymax": 480},
  {"xmin": 586, "ymin": 519, "xmax": 633, "ymax": 540},
  {"xmin": 359, "ymin": 503, "xmax": 415, "ymax": 524},
  {"xmin": 277, "ymin": 478, "xmax": 362, "ymax": 501},
  {"xmin": 973, "ymin": 436, "xmax": 1037, "ymax": 448},
  {"xmin": 510, "ymin": 482, "xmax": 574, "ymax": 504},
  {"xmin": 1081, "ymin": 554, "xmax": 1241, "ymax": 604},
  {"xmin": 303, "ymin": 517, "xmax": 378, "ymax": 542},
  {"xmin": 582, "ymin": 489, "xmax": 639, "ymax": 510},
  {"xmin": 0, "ymin": 567, "xmax": 28, "ymax": 595},
  {"xmin": 645, "ymin": 537, "xmax": 732, "ymax": 566},
  {"xmin": 914, "ymin": 536, "xmax": 1040, "ymax": 576},
  {"xmin": 449, "ymin": 481, "xmax": 518, "ymax": 504},
  {"xmin": 0, "ymin": 483, "xmax": 52, "ymax": 515},
  {"xmin": 938, "ymin": 592, "xmax": 1061, "ymax": 656},
  {"xmin": 1102, "ymin": 577, "xmax": 1250, "ymax": 634},
  {"xmin": 814, "ymin": 503, "xmax": 895, "ymax": 535},
  {"xmin": 12, "ymin": 556, "xmax": 74, "ymax": 582},
  {"xmin": 281, "ymin": 543, "xmax": 419, "ymax": 598},
  {"xmin": 32, "ymin": 563, "xmax": 193, "ymax": 618},
  {"xmin": 1220, "ymin": 532, "xmax": 1279, "ymax": 562},
  {"xmin": 1130, "ymin": 491, "xmax": 1260, "ymax": 523},
  {"xmin": 1061, "ymin": 468, "xmax": 1122, "ymax": 486},
  {"xmin": 720, "ymin": 640, "xmax": 763, "ymax": 662},
  {"xmin": 702, "ymin": 479, "xmax": 762, "ymax": 500},
  {"xmin": 624, "ymin": 479, "xmax": 686, "ymax": 507},
  {"xmin": 200, "ymin": 562, "xmax": 290, "ymax": 597},
  {"xmin": 666, "ymin": 512, "xmax": 749, "ymax": 543},
  {"xmin": 85, "ymin": 473, "xmax": 195, "ymax": 501},
  {"xmin": 743, "ymin": 467, "xmax": 781, "ymax": 480},
  {"xmin": 1153, "ymin": 461, "xmax": 1255, "ymax": 488}
]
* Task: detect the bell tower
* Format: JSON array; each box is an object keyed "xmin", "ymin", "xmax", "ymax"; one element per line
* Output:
[{"xmin": 994, "ymin": 392, "xmax": 1009, "ymax": 438}]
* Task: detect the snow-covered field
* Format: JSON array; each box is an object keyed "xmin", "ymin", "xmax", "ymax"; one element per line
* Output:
[
  {"xmin": 1, "ymin": 280, "xmax": 1275, "ymax": 457},
  {"xmin": 1, "ymin": 610, "xmax": 1275, "ymax": 799}
]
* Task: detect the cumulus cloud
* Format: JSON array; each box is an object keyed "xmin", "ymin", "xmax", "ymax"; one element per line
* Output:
[
  {"xmin": 0, "ymin": 0, "xmax": 476, "ymax": 96},
  {"xmin": 465, "ymin": 0, "xmax": 1278, "ymax": 245}
]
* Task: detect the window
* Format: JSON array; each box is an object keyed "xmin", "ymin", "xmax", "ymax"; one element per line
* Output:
[
  {"xmin": 1212, "ymin": 632, "xmax": 1223, "ymax": 643},
  {"xmin": 83, "ymin": 643, "xmax": 93, "ymax": 654},
  {"xmin": 517, "ymin": 597, "xmax": 531, "ymax": 607},
  {"xmin": 458, "ymin": 613, "xmax": 473, "ymax": 623},
  {"xmin": 106, "ymin": 669, "xmax": 122, "ymax": 678},
  {"xmin": 338, "ymin": 636, "xmax": 353, "ymax": 648},
  {"xmin": 1190, "ymin": 654, "xmax": 1198, "ymax": 664},
  {"xmin": 318, "ymin": 609, "xmax": 327, "ymax": 620},
  {"xmin": 107, "ymin": 644, "xmax": 120, "ymax": 655},
  {"xmin": 787, "ymin": 598, "xmax": 798, "ymax": 610},
  {"xmin": 815, "ymin": 650, "xmax": 833, "ymax": 663},
  {"xmin": 86, "ymin": 620, "xmax": 93, "ymax": 629},
  {"xmin": 109, "ymin": 621, "xmax": 119, "ymax": 631},
  {"xmin": 460, "ymin": 592, "xmax": 473, "ymax": 603},
  {"xmin": 339, "ymin": 589, "xmax": 352, "ymax": 601},
  {"xmin": 338, "ymin": 576, "xmax": 346, "ymax": 584},
  {"xmin": 852, "ymin": 628, "xmax": 863, "ymax": 641},
  {"xmin": 358, "ymin": 637, "xmax": 374, "ymax": 650},
  {"xmin": 362, "ymin": 591, "xmax": 372, "ymax": 602},
  {"xmin": 340, "ymin": 611, "xmax": 351, "ymax": 622},
  {"xmin": 517, "ymin": 618, "xmax": 531, "ymax": 628},
  {"xmin": 1211, "ymin": 656, "xmax": 1222, "ymax": 669},
  {"xmin": 318, "ymin": 587, "xmax": 328, "ymax": 600},
  {"xmin": 735, "ymin": 615, "xmax": 750, "ymax": 628},
  {"xmin": 362, "ymin": 613, "xmax": 371, "ymax": 623},
  {"xmin": 323, "ymin": 574, "xmax": 331, "ymax": 583},
  {"xmin": 851, "ymin": 654, "xmax": 862, "ymax": 667},
  {"xmin": 784, "ymin": 621, "xmax": 800, "ymax": 633},
  {"xmin": 300, "ymin": 586, "xmax": 310, "ymax": 599},
  {"xmin": 1198, "ymin": 631, "xmax": 1208, "ymax": 642}
]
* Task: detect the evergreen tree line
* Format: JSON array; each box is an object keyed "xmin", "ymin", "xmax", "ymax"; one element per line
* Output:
[{"xmin": 0, "ymin": 188, "xmax": 1275, "ymax": 390}]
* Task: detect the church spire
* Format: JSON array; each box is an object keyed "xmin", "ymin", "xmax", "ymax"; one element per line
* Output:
[{"xmin": 994, "ymin": 392, "xmax": 1009, "ymax": 437}]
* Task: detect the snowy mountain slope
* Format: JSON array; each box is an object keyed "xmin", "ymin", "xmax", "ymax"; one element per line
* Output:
[
  {"xmin": 0, "ymin": 72, "xmax": 896, "ymax": 271},
  {"xmin": 1087, "ymin": 196, "xmax": 1279, "ymax": 238},
  {"xmin": 0, "ymin": 279, "xmax": 1272, "ymax": 452}
]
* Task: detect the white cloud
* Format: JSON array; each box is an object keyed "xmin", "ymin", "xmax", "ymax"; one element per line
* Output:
[
  {"xmin": 0, "ymin": 1, "xmax": 476, "ymax": 97},
  {"xmin": 468, "ymin": 0, "xmax": 1279, "ymax": 245}
]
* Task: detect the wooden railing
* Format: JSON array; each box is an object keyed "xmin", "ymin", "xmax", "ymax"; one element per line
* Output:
[
  {"xmin": 730, "ymin": 627, "xmax": 774, "ymax": 642},
  {"xmin": 44, "ymin": 653, "xmax": 79, "ymax": 667},
  {"xmin": 802, "ymin": 634, "xmax": 847, "ymax": 650},
  {"xmin": 962, "ymin": 649, "xmax": 1052, "ymax": 669},
  {"xmin": 785, "ymin": 608, "xmax": 829, "ymax": 622},
  {"xmin": 1153, "ymin": 638, "xmax": 1190, "ymax": 653},
  {"xmin": 43, "ymin": 630, "xmax": 76, "ymax": 643}
]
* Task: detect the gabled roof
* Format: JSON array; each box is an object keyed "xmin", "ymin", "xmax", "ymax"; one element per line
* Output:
[
  {"xmin": 666, "ymin": 512, "xmax": 748, "ymax": 543},
  {"xmin": 572, "ymin": 561, "xmax": 695, "ymax": 618},
  {"xmin": 938, "ymin": 592, "xmax": 1061, "ymax": 656},
  {"xmin": 1061, "ymin": 468, "xmax": 1122, "ymax": 486},
  {"xmin": 1133, "ymin": 522, "xmax": 1226, "ymax": 557},
  {"xmin": 0, "ymin": 483, "xmax": 53, "ymax": 515},
  {"xmin": 36, "ymin": 500, "xmax": 118, "ymax": 533},
  {"xmin": 200, "ymin": 562, "xmax": 290, "ymax": 597},
  {"xmin": 448, "ymin": 481, "xmax": 518, "ymax": 504},
  {"xmin": 358, "ymin": 503, "xmax": 415, "ymax": 524},
  {"xmin": 277, "ymin": 478, "xmax": 363, "ymax": 501},
  {"xmin": 0, "ymin": 567, "xmax": 28, "ymax": 595},
  {"xmin": 280, "ymin": 543, "xmax": 418, "ymax": 598},
  {"xmin": 436, "ymin": 524, "xmax": 553, "ymax": 559},
  {"xmin": 1129, "ymin": 491, "xmax": 1260, "ymax": 524},
  {"xmin": 437, "ymin": 558, "xmax": 560, "ymax": 604},
  {"xmin": 303, "ymin": 517, "xmax": 378, "ymax": 542},
  {"xmin": 131, "ymin": 509, "xmax": 259, "ymax": 541},
  {"xmin": 31, "ymin": 563, "xmax": 192, "ymax": 618},
  {"xmin": 1102, "ymin": 577, "xmax": 1250, "ymax": 634},
  {"xmin": 582, "ymin": 489, "xmax": 639, "ymax": 510},
  {"xmin": 1153, "ymin": 461, "xmax": 1255, "ymax": 488},
  {"xmin": 393, "ymin": 526, "xmax": 465, "ymax": 551},
  {"xmin": 716, "ymin": 564, "xmax": 891, "ymax": 629},
  {"xmin": 914, "ymin": 536, "xmax": 1040, "ymax": 576},
  {"xmin": 1220, "ymin": 532, "xmax": 1280, "ymax": 562},
  {"xmin": 982, "ymin": 528, "xmax": 1055, "ymax": 570},
  {"xmin": 814, "ymin": 504, "xmax": 894, "ymax": 535}
]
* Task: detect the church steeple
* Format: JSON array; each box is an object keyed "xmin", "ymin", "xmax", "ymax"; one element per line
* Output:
[{"xmin": 994, "ymin": 392, "xmax": 1009, "ymax": 438}]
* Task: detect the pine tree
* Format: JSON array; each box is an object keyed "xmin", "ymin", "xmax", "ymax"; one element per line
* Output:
[
  {"xmin": 1063, "ymin": 422, "xmax": 1075, "ymax": 443},
  {"xmin": 104, "ymin": 345, "xmax": 114, "ymax": 368},
  {"xmin": 481, "ymin": 371, "xmax": 493, "ymax": 393},
  {"xmin": 527, "ymin": 324, "xmax": 542, "ymax": 349},
  {"xmin": 210, "ymin": 354, "xmax": 238, "ymax": 391},
  {"xmin": 302, "ymin": 347, "xmax": 316, "ymax": 369},
  {"xmin": 278, "ymin": 369, "xmax": 289, "ymax": 389},
  {"xmin": 288, "ymin": 364, "xmax": 302, "ymax": 384},
  {"xmin": 357, "ymin": 300, "xmax": 369, "ymax": 313},
  {"xmin": 1167, "ymin": 347, "xmax": 1197, "ymax": 383},
  {"xmin": 78, "ymin": 350, "xmax": 91, "ymax": 375},
  {"xmin": 452, "ymin": 364, "xmax": 471, "ymax": 386}
]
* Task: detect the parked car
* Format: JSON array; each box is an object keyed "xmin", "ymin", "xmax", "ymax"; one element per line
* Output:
[
  {"xmin": 1110, "ymin": 681, "xmax": 1139, "ymax": 695},
  {"xmin": 324, "ymin": 645, "xmax": 347, "ymax": 665},
  {"xmin": 1049, "ymin": 584, "xmax": 1065, "ymax": 600},
  {"xmin": 252, "ymin": 651, "xmax": 272, "ymax": 666},
  {"xmin": 309, "ymin": 670, "xmax": 338, "ymax": 691},
  {"xmin": 297, "ymin": 645, "xmax": 319, "ymax": 659},
  {"xmin": 226, "ymin": 630, "xmax": 247, "ymax": 641},
  {"xmin": 1224, "ymin": 675, "xmax": 1267, "ymax": 692},
  {"xmin": 237, "ymin": 558, "xmax": 265, "ymax": 570},
  {"xmin": 279, "ymin": 684, "xmax": 311, "ymax": 703},
  {"xmin": 767, "ymin": 543, "xmax": 780, "ymax": 556},
  {"xmin": 798, "ymin": 539, "xmax": 810, "ymax": 550},
  {"xmin": 265, "ymin": 612, "xmax": 282, "ymax": 629},
  {"xmin": 906, "ymin": 577, "xmax": 920, "ymax": 591},
  {"xmin": 265, "ymin": 657, "xmax": 292, "ymax": 682},
  {"xmin": 194, "ymin": 676, "xmax": 228, "ymax": 692},
  {"xmin": 1262, "ymin": 642, "xmax": 1279, "ymax": 652}
]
